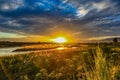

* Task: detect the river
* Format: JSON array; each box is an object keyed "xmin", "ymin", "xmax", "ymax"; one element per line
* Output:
[
  {"xmin": 0, "ymin": 45, "xmax": 82, "ymax": 56},
  {"xmin": 0, "ymin": 47, "xmax": 27, "ymax": 56}
]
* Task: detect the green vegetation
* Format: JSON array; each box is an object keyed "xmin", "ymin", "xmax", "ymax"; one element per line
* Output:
[{"xmin": 0, "ymin": 43, "xmax": 120, "ymax": 80}]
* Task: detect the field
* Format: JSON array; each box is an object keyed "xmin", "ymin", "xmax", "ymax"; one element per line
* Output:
[{"xmin": 0, "ymin": 43, "xmax": 120, "ymax": 80}]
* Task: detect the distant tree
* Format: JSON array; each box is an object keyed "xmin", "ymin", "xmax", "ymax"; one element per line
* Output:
[{"xmin": 113, "ymin": 38, "xmax": 118, "ymax": 43}]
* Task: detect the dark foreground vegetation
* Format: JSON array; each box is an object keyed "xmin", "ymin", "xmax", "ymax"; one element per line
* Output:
[{"xmin": 0, "ymin": 43, "xmax": 120, "ymax": 80}]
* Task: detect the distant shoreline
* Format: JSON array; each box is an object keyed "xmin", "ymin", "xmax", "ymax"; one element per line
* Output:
[{"xmin": 0, "ymin": 41, "xmax": 119, "ymax": 48}]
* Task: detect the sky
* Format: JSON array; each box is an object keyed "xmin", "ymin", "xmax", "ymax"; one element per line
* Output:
[{"xmin": 0, "ymin": 0, "xmax": 120, "ymax": 42}]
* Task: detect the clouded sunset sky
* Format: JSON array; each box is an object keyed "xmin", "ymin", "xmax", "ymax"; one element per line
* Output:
[{"xmin": 0, "ymin": 0, "xmax": 120, "ymax": 42}]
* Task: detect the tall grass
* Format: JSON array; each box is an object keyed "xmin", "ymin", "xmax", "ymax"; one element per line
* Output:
[
  {"xmin": 85, "ymin": 47, "xmax": 111, "ymax": 80},
  {"xmin": 0, "ymin": 45, "xmax": 120, "ymax": 80}
]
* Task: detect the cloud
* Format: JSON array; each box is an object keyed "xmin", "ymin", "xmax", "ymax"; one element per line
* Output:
[
  {"xmin": 0, "ymin": 0, "xmax": 24, "ymax": 11},
  {"xmin": 92, "ymin": 0, "xmax": 112, "ymax": 11},
  {"xmin": 76, "ymin": 7, "xmax": 89, "ymax": 18},
  {"xmin": 0, "ymin": 0, "xmax": 120, "ymax": 41},
  {"xmin": 0, "ymin": 31, "xmax": 26, "ymax": 38},
  {"xmin": 87, "ymin": 35, "xmax": 120, "ymax": 41},
  {"xmin": 93, "ymin": 15, "xmax": 120, "ymax": 28}
]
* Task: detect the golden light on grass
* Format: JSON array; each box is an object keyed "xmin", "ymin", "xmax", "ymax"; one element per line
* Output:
[{"xmin": 52, "ymin": 37, "xmax": 67, "ymax": 43}]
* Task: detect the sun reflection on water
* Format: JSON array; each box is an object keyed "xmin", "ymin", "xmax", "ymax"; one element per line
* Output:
[{"xmin": 57, "ymin": 47, "xmax": 65, "ymax": 50}]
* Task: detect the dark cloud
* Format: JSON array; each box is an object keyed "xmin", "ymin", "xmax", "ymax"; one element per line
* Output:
[{"xmin": 0, "ymin": 0, "xmax": 120, "ymax": 41}]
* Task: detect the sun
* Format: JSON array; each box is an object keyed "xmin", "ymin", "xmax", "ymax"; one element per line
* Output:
[{"xmin": 52, "ymin": 37, "xmax": 67, "ymax": 43}]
